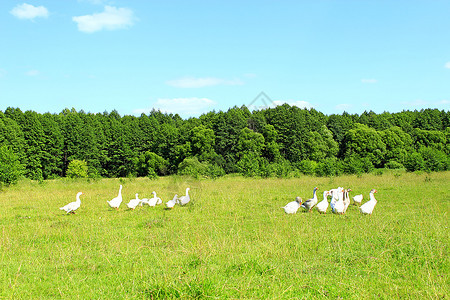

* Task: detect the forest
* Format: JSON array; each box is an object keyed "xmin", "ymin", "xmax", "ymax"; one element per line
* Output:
[{"xmin": 0, "ymin": 105, "xmax": 449, "ymax": 185}]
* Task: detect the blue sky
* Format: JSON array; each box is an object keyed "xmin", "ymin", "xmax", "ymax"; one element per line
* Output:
[{"xmin": 1, "ymin": 0, "xmax": 449, "ymax": 118}]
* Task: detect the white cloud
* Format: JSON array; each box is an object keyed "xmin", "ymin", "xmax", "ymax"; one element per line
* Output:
[
  {"xmin": 402, "ymin": 99, "xmax": 429, "ymax": 107},
  {"xmin": 335, "ymin": 103, "xmax": 352, "ymax": 111},
  {"xmin": 402, "ymin": 99, "xmax": 450, "ymax": 109},
  {"xmin": 166, "ymin": 77, "xmax": 243, "ymax": 88},
  {"xmin": 272, "ymin": 100, "xmax": 314, "ymax": 109},
  {"xmin": 361, "ymin": 79, "xmax": 377, "ymax": 84},
  {"xmin": 134, "ymin": 97, "xmax": 217, "ymax": 118},
  {"xmin": 243, "ymin": 73, "xmax": 257, "ymax": 78},
  {"xmin": 10, "ymin": 3, "xmax": 49, "ymax": 20},
  {"xmin": 445, "ymin": 62, "xmax": 450, "ymax": 69},
  {"xmin": 25, "ymin": 70, "xmax": 40, "ymax": 76},
  {"xmin": 72, "ymin": 6, "xmax": 135, "ymax": 33},
  {"xmin": 0, "ymin": 69, "xmax": 6, "ymax": 78}
]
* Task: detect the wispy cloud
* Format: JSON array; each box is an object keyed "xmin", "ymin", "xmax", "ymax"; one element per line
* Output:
[
  {"xmin": 402, "ymin": 99, "xmax": 429, "ymax": 107},
  {"xmin": 25, "ymin": 70, "xmax": 40, "ymax": 76},
  {"xmin": 335, "ymin": 103, "xmax": 352, "ymax": 111},
  {"xmin": 445, "ymin": 62, "xmax": 450, "ymax": 69},
  {"xmin": 134, "ymin": 97, "xmax": 217, "ymax": 118},
  {"xmin": 10, "ymin": 3, "xmax": 49, "ymax": 20},
  {"xmin": 72, "ymin": 6, "xmax": 135, "ymax": 33},
  {"xmin": 361, "ymin": 79, "xmax": 377, "ymax": 84},
  {"xmin": 243, "ymin": 73, "xmax": 257, "ymax": 79},
  {"xmin": 402, "ymin": 99, "xmax": 450, "ymax": 109},
  {"xmin": 166, "ymin": 77, "xmax": 243, "ymax": 88},
  {"xmin": 0, "ymin": 69, "xmax": 6, "ymax": 78}
]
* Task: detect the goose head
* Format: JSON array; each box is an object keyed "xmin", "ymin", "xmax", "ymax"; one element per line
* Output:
[{"xmin": 295, "ymin": 196, "xmax": 302, "ymax": 204}]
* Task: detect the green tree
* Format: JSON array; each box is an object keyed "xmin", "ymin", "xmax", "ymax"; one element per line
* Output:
[
  {"xmin": 66, "ymin": 159, "xmax": 88, "ymax": 178},
  {"xmin": 0, "ymin": 145, "xmax": 23, "ymax": 185},
  {"xmin": 177, "ymin": 156, "xmax": 208, "ymax": 178},
  {"xmin": 0, "ymin": 116, "xmax": 26, "ymax": 165},
  {"xmin": 413, "ymin": 109, "xmax": 444, "ymax": 131},
  {"xmin": 262, "ymin": 124, "xmax": 282, "ymax": 162},
  {"xmin": 39, "ymin": 113, "xmax": 64, "ymax": 179},
  {"xmin": 303, "ymin": 125, "xmax": 338, "ymax": 161},
  {"xmin": 133, "ymin": 151, "xmax": 168, "ymax": 178},
  {"xmin": 79, "ymin": 112, "xmax": 107, "ymax": 176},
  {"xmin": 154, "ymin": 123, "xmax": 183, "ymax": 173},
  {"xmin": 315, "ymin": 157, "xmax": 343, "ymax": 177},
  {"xmin": 105, "ymin": 113, "xmax": 134, "ymax": 177},
  {"xmin": 327, "ymin": 112, "xmax": 355, "ymax": 147},
  {"xmin": 342, "ymin": 123, "xmax": 386, "ymax": 167},
  {"xmin": 380, "ymin": 126, "xmax": 413, "ymax": 166},
  {"xmin": 21, "ymin": 111, "xmax": 45, "ymax": 181},
  {"xmin": 419, "ymin": 147, "xmax": 449, "ymax": 172},
  {"xmin": 404, "ymin": 152, "xmax": 425, "ymax": 172},
  {"xmin": 213, "ymin": 107, "xmax": 250, "ymax": 171},
  {"xmin": 61, "ymin": 108, "xmax": 84, "ymax": 175},
  {"xmin": 190, "ymin": 125, "xmax": 216, "ymax": 157},
  {"xmin": 237, "ymin": 128, "xmax": 265, "ymax": 157},
  {"xmin": 411, "ymin": 128, "xmax": 446, "ymax": 152},
  {"xmin": 236, "ymin": 153, "xmax": 266, "ymax": 177}
]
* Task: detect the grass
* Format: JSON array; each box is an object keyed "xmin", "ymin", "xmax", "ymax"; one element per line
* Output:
[{"xmin": 0, "ymin": 171, "xmax": 448, "ymax": 299}]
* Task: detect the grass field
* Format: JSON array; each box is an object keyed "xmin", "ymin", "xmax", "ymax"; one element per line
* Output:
[{"xmin": 1, "ymin": 171, "xmax": 448, "ymax": 299}]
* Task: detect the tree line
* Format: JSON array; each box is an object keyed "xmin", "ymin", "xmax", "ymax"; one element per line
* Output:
[{"xmin": 0, "ymin": 105, "xmax": 449, "ymax": 185}]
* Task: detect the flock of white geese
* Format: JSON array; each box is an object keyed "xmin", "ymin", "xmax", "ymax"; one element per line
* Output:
[
  {"xmin": 59, "ymin": 185, "xmax": 377, "ymax": 216},
  {"xmin": 282, "ymin": 187, "xmax": 378, "ymax": 215},
  {"xmin": 59, "ymin": 185, "xmax": 191, "ymax": 214}
]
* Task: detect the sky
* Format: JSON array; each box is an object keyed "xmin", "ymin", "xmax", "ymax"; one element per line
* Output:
[{"xmin": 1, "ymin": 0, "xmax": 449, "ymax": 119}]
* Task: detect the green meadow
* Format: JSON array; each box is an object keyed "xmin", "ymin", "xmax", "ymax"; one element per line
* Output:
[{"xmin": 1, "ymin": 171, "xmax": 448, "ymax": 299}]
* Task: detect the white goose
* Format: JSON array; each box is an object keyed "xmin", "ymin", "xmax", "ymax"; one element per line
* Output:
[
  {"xmin": 360, "ymin": 189, "xmax": 378, "ymax": 215},
  {"xmin": 107, "ymin": 185, "xmax": 123, "ymax": 210},
  {"xmin": 282, "ymin": 196, "xmax": 302, "ymax": 214},
  {"xmin": 352, "ymin": 194, "xmax": 363, "ymax": 205},
  {"xmin": 166, "ymin": 194, "xmax": 178, "ymax": 209},
  {"xmin": 343, "ymin": 189, "xmax": 352, "ymax": 213},
  {"xmin": 316, "ymin": 190, "xmax": 331, "ymax": 214},
  {"xmin": 146, "ymin": 191, "xmax": 160, "ymax": 207},
  {"xmin": 127, "ymin": 193, "xmax": 141, "ymax": 210},
  {"xmin": 301, "ymin": 187, "xmax": 319, "ymax": 212},
  {"xmin": 329, "ymin": 187, "xmax": 343, "ymax": 211},
  {"xmin": 140, "ymin": 197, "xmax": 149, "ymax": 206},
  {"xmin": 177, "ymin": 188, "xmax": 191, "ymax": 206},
  {"xmin": 60, "ymin": 192, "xmax": 83, "ymax": 214},
  {"xmin": 332, "ymin": 189, "xmax": 345, "ymax": 214}
]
